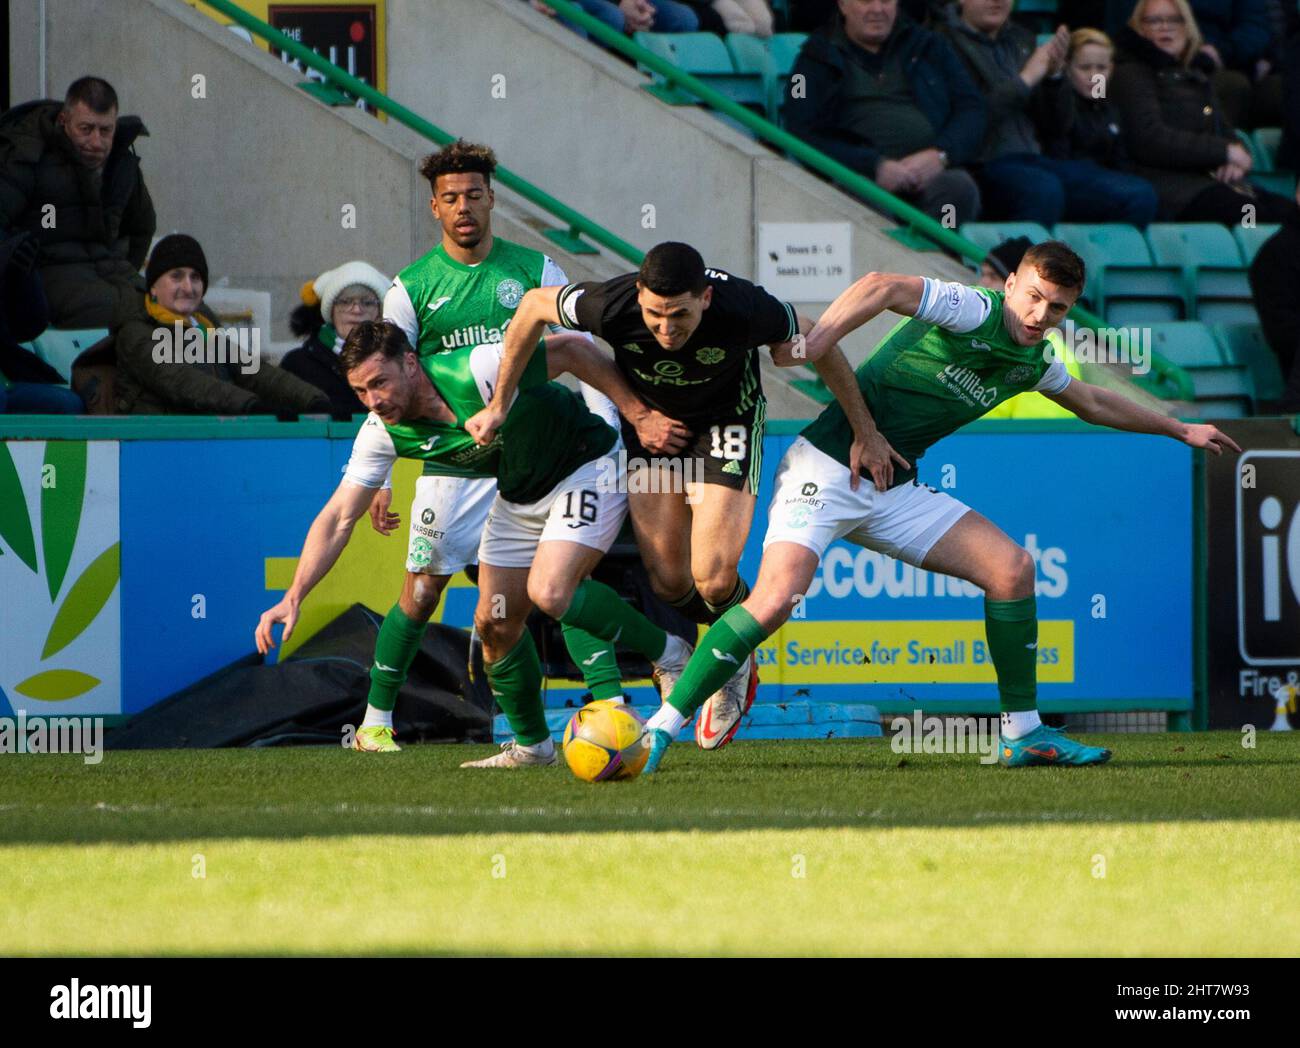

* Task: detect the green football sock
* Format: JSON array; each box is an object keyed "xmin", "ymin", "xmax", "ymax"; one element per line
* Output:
[
  {"xmin": 366, "ymin": 603, "xmax": 428, "ymax": 712},
  {"xmin": 561, "ymin": 623, "xmax": 624, "ymax": 701},
  {"xmin": 560, "ymin": 579, "xmax": 669, "ymax": 662},
  {"xmin": 667, "ymin": 605, "xmax": 767, "ymax": 717},
  {"xmin": 984, "ymin": 596, "xmax": 1038, "ymax": 714},
  {"xmin": 485, "ymin": 632, "xmax": 549, "ymax": 746}
]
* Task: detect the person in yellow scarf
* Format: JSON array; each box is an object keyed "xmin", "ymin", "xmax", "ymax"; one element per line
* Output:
[{"xmin": 111, "ymin": 234, "xmax": 329, "ymax": 416}]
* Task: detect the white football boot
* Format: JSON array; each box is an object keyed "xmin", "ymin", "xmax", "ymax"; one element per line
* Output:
[
  {"xmin": 651, "ymin": 633, "xmax": 694, "ymax": 705},
  {"xmin": 459, "ymin": 741, "xmax": 557, "ymax": 769},
  {"xmin": 695, "ymin": 653, "xmax": 757, "ymax": 750}
]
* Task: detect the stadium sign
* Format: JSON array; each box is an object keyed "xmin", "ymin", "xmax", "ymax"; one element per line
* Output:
[{"xmin": 1203, "ymin": 419, "xmax": 1300, "ymax": 728}]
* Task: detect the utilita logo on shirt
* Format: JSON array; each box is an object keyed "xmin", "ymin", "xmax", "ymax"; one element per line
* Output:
[
  {"xmin": 440, "ymin": 320, "xmax": 509, "ymax": 349},
  {"xmin": 937, "ymin": 364, "xmax": 998, "ymax": 407}
]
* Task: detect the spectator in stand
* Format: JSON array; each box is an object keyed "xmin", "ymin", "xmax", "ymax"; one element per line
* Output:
[
  {"xmin": 0, "ymin": 77, "xmax": 155, "ymax": 328},
  {"xmin": 1188, "ymin": 0, "xmax": 1282, "ymax": 129},
  {"xmin": 1111, "ymin": 0, "xmax": 1299, "ymax": 223},
  {"xmin": 527, "ymin": 0, "xmax": 704, "ymax": 37},
  {"xmin": 784, "ymin": 0, "xmax": 986, "ymax": 227},
  {"xmin": 0, "ymin": 232, "xmax": 83, "ymax": 414},
  {"xmin": 940, "ymin": 1, "xmax": 1158, "ymax": 225},
  {"xmin": 1247, "ymin": 185, "xmax": 1300, "ymax": 413},
  {"xmin": 710, "ymin": 0, "xmax": 774, "ymax": 36},
  {"xmin": 1030, "ymin": 28, "xmax": 1159, "ymax": 225},
  {"xmin": 112, "ymin": 234, "xmax": 329, "ymax": 417},
  {"xmin": 976, "ymin": 234, "xmax": 1033, "ymax": 289},
  {"xmin": 279, "ymin": 262, "xmax": 389, "ymax": 419}
]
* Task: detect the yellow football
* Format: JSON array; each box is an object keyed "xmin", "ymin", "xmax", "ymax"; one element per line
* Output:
[{"xmin": 562, "ymin": 700, "xmax": 650, "ymax": 782}]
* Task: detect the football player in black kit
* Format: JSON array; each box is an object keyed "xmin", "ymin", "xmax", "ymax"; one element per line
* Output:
[{"xmin": 467, "ymin": 242, "xmax": 881, "ymax": 749}]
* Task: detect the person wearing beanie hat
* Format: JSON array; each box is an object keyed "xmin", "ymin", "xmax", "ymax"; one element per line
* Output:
[
  {"xmin": 281, "ymin": 261, "xmax": 389, "ymax": 419},
  {"xmin": 110, "ymin": 233, "xmax": 331, "ymax": 417},
  {"xmin": 145, "ymin": 233, "xmax": 208, "ymax": 294}
]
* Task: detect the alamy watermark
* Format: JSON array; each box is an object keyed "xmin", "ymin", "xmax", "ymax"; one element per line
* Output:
[
  {"xmin": 1046, "ymin": 318, "xmax": 1151, "ymax": 376},
  {"xmin": 151, "ymin": 321, "xmax": 261, "ymax": 375},
  {"xmin": 0, "ymin": 710, "xmax": 103, "ymax": 765},
  {"xmin": 890, "ymin": 711, "xmax": 998, "ymax": 764},
  {"xmin": 596, "ymin": 450, "xmax": 706, "ymax": 500}
]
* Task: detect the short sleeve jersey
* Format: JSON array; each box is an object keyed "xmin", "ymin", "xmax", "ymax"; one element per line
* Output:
[
  {"xmin": 343, "ymin": 342, "xmax": 615, "ymax": 505},
  {"xmin": 385, "ymin": 237, "xmax": 565, "ymax": 358},
  {"xmin": 802, "ymin": 279, "xmax": 1072, "ymax": 486},
  {"xmin": 555, "ymin": 269, "xmax": 798, "ymax": 425}
]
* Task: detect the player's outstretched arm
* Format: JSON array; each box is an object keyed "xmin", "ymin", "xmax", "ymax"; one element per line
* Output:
[
  {"xmin": 804, "ymin": 272, "xmax": 926, "ymax": 362},
  {"xmin": 785, "ymin": 313, "xmax": 909, "ymax": 491},
  {"xmin": 544, "ymin": 332, "xmax": 691, "ymax": 453},
  {"xmin": 466, "ymin": 285, "xmax": 563, "ymax": 445},
  {"xmin": 254, "ymin": 480, "xmax": 378, "ymax": 654},
  {"xmin": 1046, "ymin": 381, "xmax": 1244, "ymax": 454}
]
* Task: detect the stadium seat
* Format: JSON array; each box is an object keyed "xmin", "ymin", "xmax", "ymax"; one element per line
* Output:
[
  {"xmin": 1232, "ymin": 222, "xmax": 1281, "ymax": 265},
  {"xmin": 1146, "ymin": 321, "xmax": 1225, "ymax": 369},
  {"xmin": 725, "ymin": 33, "xmax": 780, "ymax": 119},
  {"xmin": 1214, "ymin": 322, "xmax": 1287, "ymax": 401},
  {"xmin": 767, "ymin": 32, "xmax": 807, "ymax": 76},
  {"xmin": 1144, "ymin": 223, "xmax": 1251, "ymax": 318},
  {"xmin": 30, "ymin": 328, "xmax": 110, "ymax": 383},
  {"xmin": 634, "ymin": 32, "xmax": 764, "ymax": 111},
  {"xmin": 1194, "ymin": 301, "xmax": 1261, "ymax": 326},
  {"xmin": 1192, "ymin": 398, "xmax": 1249, "ymax": 418},
  {"xmin": 1053, "ymin": 223, "xmax": 1184, "ymax": 320},
  {"xmin": 958, "ymin": 221, "xmax": 1051, "ymax": 255},
  {"xmin": 1252, "ymin": 127, "xmax": 1282, "ymax": 171}
]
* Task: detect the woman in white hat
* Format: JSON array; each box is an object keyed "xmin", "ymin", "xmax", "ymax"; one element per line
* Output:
[{"xmin": 281, "ymin": 261, "xmax": 390, "ymax": 418}]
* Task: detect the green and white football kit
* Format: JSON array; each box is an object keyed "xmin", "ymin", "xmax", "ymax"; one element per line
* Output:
[
  {"xmin": 343, "ymin": 341, "xmax": 693, "ymax": 757},
  {"xmin": 342, "ymin": 342, "xmax": 627, "ymax": 567},
  {"xmin": 764, "ymin": 280, "xmax": 1071, "ymax": 560},
  {"xmin": 383, "ymin": 239, "xmax": 613, "ymax": 574},
  {"xmin": 641, "ymin": 278, "xmax": 1111, "ymax": 774}
]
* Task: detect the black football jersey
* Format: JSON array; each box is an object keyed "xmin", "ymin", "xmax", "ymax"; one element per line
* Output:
[{"xmin": 555, "ymin": 269, "xmax": 797, "ymax": 425}]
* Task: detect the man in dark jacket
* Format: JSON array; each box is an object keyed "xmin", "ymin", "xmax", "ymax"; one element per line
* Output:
[
  {"xmin": 784, "ymin": 0, "xmax": 986, "ymax": 226},
  {"xmin": 1248, "ymin": 193, "xmax": 1300, "ymax": 413},
  {"xmin": 941, "ymin": 1, "xmax": 1160, "ymax": 226},
  {"xmin": 1189, "ymin": 0, "xmax": 1280, "ymax": 128},
  {"xmin": 0, "ymin": 77, "xmax": 156, "ymax": 328}
]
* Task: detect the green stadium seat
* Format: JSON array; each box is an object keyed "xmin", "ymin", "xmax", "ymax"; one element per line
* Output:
[
  {"xmin": 1053, "ymin": 223, "xmax": 1185, "ymax": 320},
  {"xmin": 958, "ymin": 222, "xmax": 1051, "ymax": 255},
  {"xmin": 1189, "ymin": 365, "xmax": 1255, "ymax": 403},
  {"xmin": 1146, "ymin": 321, "xmax": 1226, "ymax": 370},
  {"xmin": 30, "ymin": 328, "xmax": 109, "ymax": 383},
  {"xmin": 1214, "ymin": 322, "xmax": 1287, "ymax": 401},
  {"xmin": 1194, "ymin": 301, "xmax": 1261, "ymax": 326},
  {"xmin": 768, "ymin": 33, "xmax": 807, "ymax": 76},
  {"xmin": 1233, "ymin": 222, "xmax": 1281, "ymax": 265},
  {"xmin": 726, "ymin": 33, "xmax": 781, "ymax": 120},
  {"xmin": 1250, "ymin": 171, "xmax": 1297, "ymax": 196},
  {"xmin": 1252, "ymin": 127, "xmax": 1282, "ymax": 171},
  {"xmin": 1192, "ymin": 398, "xmax": 1249, "ymax": 418},
  {"xmin": 635, "ymin": 32, "xmax": 764, "ymax": 110},
  {"xmin": 1144, "ymin": 222, "xmax": 1250, "ymax": 316}
]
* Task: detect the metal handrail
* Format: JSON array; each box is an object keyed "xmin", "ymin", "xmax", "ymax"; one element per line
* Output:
[
  {"xmin": 542, "ymin": 0, "xmax": 1194, "ymax": 401},
  {"xmin": 198, "ymin": 0, "xmax": 645, "ymax": 265},
  {"xmin": 197, "ymin": 0, "xmax": 1191, "ymax": 400}
]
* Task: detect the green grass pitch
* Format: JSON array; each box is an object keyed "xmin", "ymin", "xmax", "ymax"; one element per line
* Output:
[{"xmin": 2, "ymin": 732, "xmax": 1297, "ymax": 956}]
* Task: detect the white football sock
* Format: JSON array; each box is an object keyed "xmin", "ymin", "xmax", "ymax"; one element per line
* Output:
[
  {"xmin": 361, "ymin": 706, "xmax": 393, "ymax": 729},
  {"xmin": 519, "ymin": 737, "xmax": 555, "ymax": 758},
  {"xmin": 1001, "ymin": 710, "xmax": 1042, "ymax": 740},
  {"xmin": 646, "ymin": 704, "xmax": 687, "ymax": 738}
]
